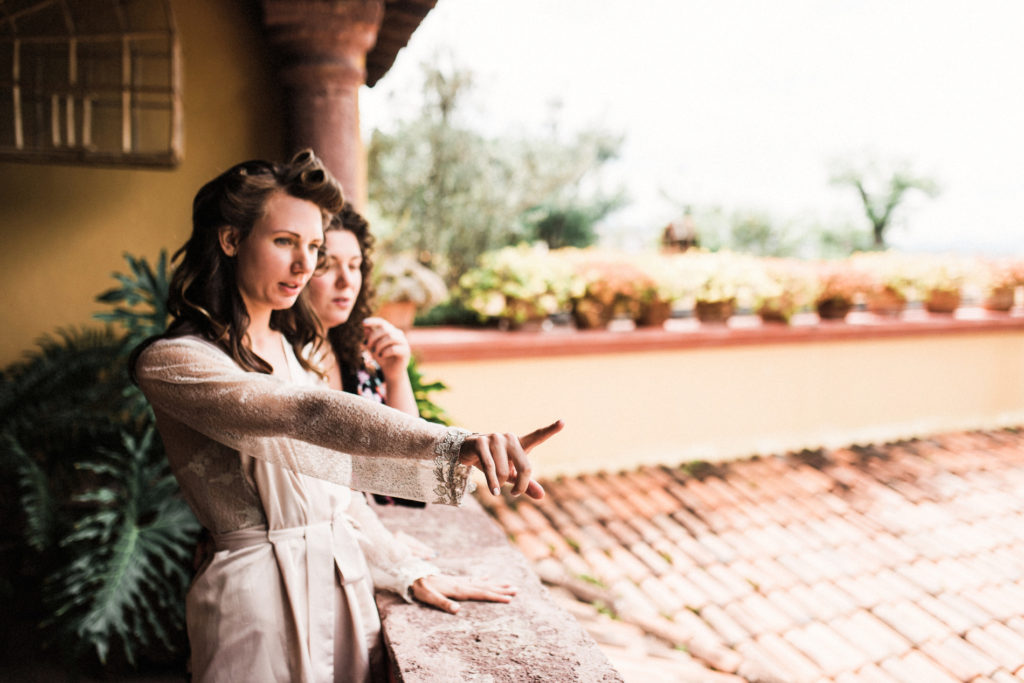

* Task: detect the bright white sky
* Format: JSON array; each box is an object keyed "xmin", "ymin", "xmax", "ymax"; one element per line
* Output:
[{"xmin": 360, "ymin": 0, "xmax": 1024, "ymax": 255}]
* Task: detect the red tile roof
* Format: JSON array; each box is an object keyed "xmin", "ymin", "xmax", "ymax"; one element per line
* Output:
[{"xmin": 477, "ymin": 428, "xmax": 1024, "ymax": 682}]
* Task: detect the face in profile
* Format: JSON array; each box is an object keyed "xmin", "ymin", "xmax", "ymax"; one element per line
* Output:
[
  {"xmin": 307, "ymin": 228, "xmax": 363, "ymax": 329},
  {"xmin": 220, "ymin": 192, "xmax": 325, "ymax": 318}
]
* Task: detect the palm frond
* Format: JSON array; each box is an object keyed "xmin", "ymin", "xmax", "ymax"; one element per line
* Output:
[
  {"xmin": 46, "ymin": 428, "xmax": 199, "ymax": 665},
  {"xmin": 1, "ymin": 432, "xmax": 58, "ymax": 552},
  {"xmin": 94, "ymin": 251, "xmax": 171, "ymax": 346},
  {"xmin": 0, "ymin": 326, "xmax": 131, "ymax": 435}
]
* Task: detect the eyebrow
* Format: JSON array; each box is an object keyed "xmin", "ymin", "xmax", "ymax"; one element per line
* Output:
[{"xmin": 274, "ymin": 229, "xmax": 323, "ymax": 243}]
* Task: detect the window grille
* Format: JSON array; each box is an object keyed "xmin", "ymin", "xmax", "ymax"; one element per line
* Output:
[{"xmin": 0, "ymin": 0, "xmax": 182, "ymax": 167}]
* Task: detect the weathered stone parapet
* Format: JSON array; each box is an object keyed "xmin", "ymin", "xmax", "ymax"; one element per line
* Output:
[{"xmin": 373, "ymin": 496, "xmax": 623, "ymax": 682}]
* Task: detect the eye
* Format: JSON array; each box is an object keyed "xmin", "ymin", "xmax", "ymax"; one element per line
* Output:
[{"xmin": 274, "ymin": 237, "xmax": 293, "ymax": 247}]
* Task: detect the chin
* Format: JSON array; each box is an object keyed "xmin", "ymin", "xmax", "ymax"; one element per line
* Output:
[{"xmin": 323, "ymin": 314, "xmax": 350, "ymax": 328}]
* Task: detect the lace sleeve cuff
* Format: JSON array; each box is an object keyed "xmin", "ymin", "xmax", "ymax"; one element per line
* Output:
[{"xmin": 431, "ymin": 427, "xmax": 473, "ymax": 505}]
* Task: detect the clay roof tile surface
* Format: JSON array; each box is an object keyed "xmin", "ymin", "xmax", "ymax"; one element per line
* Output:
[{"xmin": 479, "ymin": 428, "xmax": 1024, "ymax": 681}]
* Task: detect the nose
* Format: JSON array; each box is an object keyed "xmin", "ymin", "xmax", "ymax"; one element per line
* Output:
[
  {"xmin": 292, "ymin": 248, "xmax": 316, "ymax": 275},
  {"xmin": 335, "ymin": 266, "xmax": 355, "ymax": 288}
]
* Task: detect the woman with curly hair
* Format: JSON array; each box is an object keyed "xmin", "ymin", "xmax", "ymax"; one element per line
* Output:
[
  {"xmin": 307, "ymin": 203, "xmax": 517, "ymax": 617},
  {"xmin": 131, "ymin": 150, "xmax": 561, "ymax": 682}
]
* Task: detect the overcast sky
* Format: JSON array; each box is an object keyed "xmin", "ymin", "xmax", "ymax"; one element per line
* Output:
[{"xmin": 361, "ymin": 0, "xmax": 1024, "ymax": 256}]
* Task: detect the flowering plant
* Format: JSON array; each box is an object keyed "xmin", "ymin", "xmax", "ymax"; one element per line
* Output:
[
  {"xmin": 558, "ymin": 248, "xmax": 648, "ymax": 327},
  {"xmin": 899, "ymin": 253, "xmax": 983, "ymax": 297},
  {"xmin": 754, "ymin": 258, "xmax": 820, "ymax": 323},
  {"xmin": 674, "ymin": 250, "xmax": 774, "ymax": 306},
  {"xmin": 849, "ymin": 252, "xmax": 920, "ymax": 299},
  {"xmin": 374, "ymin": 255, "xmax": 448, "ymax": 309},
  {"xmin": 980, "ymin": 258, "xmax": 1024, "ymax": 311},
  {"xmin": 458, "ymin": 244, "xmax": 573, "ymax": 324},
  {"xmin": 813, "ymin": 259, "xmax": 873, "ymax": 302},
  {"xmin": 980, "ymin": 258, "xmax": 1024, "ymax": 291}
]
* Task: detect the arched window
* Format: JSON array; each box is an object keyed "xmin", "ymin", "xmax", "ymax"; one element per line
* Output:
[{"xmin": 0, "ymin": 0, "xmax": 181, "ymax": 167}]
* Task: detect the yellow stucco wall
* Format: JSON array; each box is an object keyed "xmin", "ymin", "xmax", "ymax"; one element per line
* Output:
[
  {"xmin": 0, "ymin": 1, "xmax": 283, "ymax": 365},
  {"xmin": 419, "ymin": 331, "xmax": 1024, "ymax": 478}
]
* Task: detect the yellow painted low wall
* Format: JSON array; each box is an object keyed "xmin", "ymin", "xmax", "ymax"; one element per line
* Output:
[{"xmin": 417, "ymin": 328, "xmax": 1024, "ymax": 478}]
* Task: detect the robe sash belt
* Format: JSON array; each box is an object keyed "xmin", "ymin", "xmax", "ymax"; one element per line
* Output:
[{"xmin": 213, "ymin": 515, "xmax": 370, "ymax": 682}]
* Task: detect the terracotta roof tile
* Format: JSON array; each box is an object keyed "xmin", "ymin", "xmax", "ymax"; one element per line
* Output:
[
  {"xmin": 764, "ymin": 589, "xmax": 814, "ymax": 627},
  {"xmin": 933, "ymin": 591, "xmax": 991, "ymax": 631},
  {"xmin": 916, "ymin": 593, "xmax": 977, "ymax": 634},
  {"xmin": 728, "ymin": 592, "xmax": 794, "ymax": 636},
  {"xmin": 871, "ymin": 599, "xmax": 950, "ymax": 645},
  {"xmin": 880, "ymin": 650, "xmax": 960, "ymax": 683},
  {"xmin": 687, "ymin": 567, "xmax": 739, "ymax": 606},
  {"xmin": 838, "ymin": 662, "xmax": 900, "ymax": 683},
  {"xmin": 829, "ymin": 609, "xmax": 910, "ymax": 664},
  {"xmin": 606, "ymin": 546, "xmax": 652, "ymax": 584},
  {"xmin": 659, "ymin": 573, "xmax": 708, "ymax": 611},
  {"xmin": 628, "ymin": 540, "xmax": 674, "ymax": 576},
  {"xmin": 479, "ymin": 427, "xmax": 1024, "ymax": 681},
  {"xmin": 965, "ymin": 624, "xmax": 1024, "ymax": 671},
  {"xmin": 782, "ymin": 621, "xmax": 868, "ymax": 677},
  {"xmin": 919, "ymin": 635, "xmax": 1000, "ymax": 680},
  {"xmin": 748, "ymin": 633, "xmax": 822, "ymax": 683}
]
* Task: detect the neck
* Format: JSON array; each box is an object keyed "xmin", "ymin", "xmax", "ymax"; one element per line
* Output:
[
  {"xmin": 242, "ymin": 296, "xmax": 274, "ymax": 348},
  {"xmin": 245, "ymin": 312, "xmax": 276, "ymax": 349}
]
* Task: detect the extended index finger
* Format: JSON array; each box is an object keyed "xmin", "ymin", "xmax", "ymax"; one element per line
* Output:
[{"xmin": 519, "ymin": 419, "xmax": 564, "ymax": 452}]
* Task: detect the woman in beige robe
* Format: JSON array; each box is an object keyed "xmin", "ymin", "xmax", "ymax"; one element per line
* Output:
[{"xmin": 133, "ymin": 151, "xmax": 561, "ymax": 682}]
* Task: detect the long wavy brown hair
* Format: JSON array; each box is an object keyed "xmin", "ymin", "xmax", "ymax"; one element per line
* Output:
[
  {"xmin": 132, "ymin": 149, "xmax": 345, "ymax": 379},
  {"xmin": 322, "ymin": 202, "xmax": 376, "ymax": 373}
]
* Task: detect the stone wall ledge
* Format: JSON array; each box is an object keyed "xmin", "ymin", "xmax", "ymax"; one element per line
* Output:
[
  {"xmin": 373, "ymin": 496, "xmax": 623, "ymax": 682},
  {"xmin": 408, "ymin": 309, "xmax": 1024, "ymax": 362}
]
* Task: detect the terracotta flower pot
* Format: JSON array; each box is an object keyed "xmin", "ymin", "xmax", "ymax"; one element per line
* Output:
[
  {"xmin": 816, "ymin": 297, "xmax": 852, "ymax": 321},
  {"xmin": 925, "ymin": 289, "xmax": 960, "ymax": 314},
  {"xmin": 694, "ymin": 299, "xmax": 734, "ymax": 324},
  {"xmin": 376, "ymin": 301, "xmax": 417, "ymax": 330},
  {"xmin": 571, "ymin": 298, "xmax": 614, "ymax": 330},
  {"xmin": 758, "ymin": 305, "xmax": 789, "ymax": 325},
  {"xmin": 867, "ymin": 287, "xmax": 906, "ymax": 317},
  {"xmin": 636, "ymin": 299, "xmax": 673, "ymax": 327},
  {"xmin": 984, "ymin": 286, "xmax": 1015, "ymax": 312}
]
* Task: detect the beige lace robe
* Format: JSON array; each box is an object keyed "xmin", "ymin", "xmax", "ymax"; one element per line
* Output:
[{"xmin": 135, "ymin": 336, "xmax": 472, "ymax": 682}]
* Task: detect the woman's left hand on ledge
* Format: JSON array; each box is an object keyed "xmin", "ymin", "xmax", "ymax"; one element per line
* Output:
[{"xmin": 410, "ymin": 574, "xmax": 517, "ymax": 614}]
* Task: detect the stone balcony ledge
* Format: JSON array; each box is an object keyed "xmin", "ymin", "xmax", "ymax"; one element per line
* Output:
[
  {"xmin": 373, "ymin": 496, "xmax": 623, "ymax": 682},
  {"xmin": 407, "ymin": 309, "xmax": 1024, "ymax": 362}
]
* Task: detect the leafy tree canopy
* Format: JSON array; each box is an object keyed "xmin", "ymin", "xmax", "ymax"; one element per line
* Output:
[
  {"xmin": 367, "ymin": 58, "xmax": 625, "ymax": 285},
  {"xmin": 829, "ymin": 158, "xmax": 940, "ymax": 248}
]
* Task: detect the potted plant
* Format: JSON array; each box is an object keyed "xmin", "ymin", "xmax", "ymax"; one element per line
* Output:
[
  {"xmin": 981, "ymin": 258, "xmax": 1024, "ymax": 312},
  {"xmin": 813, "ymin": 259, "xmax": 873, "ymax": 321},
  {"xmin": 563, "ymin": 248, "xmax": 646, "ymax": 329},
  {"xmin": 373, "ymin": 254, "xmax": 448, "ymax": 329},
  {"xmin": 903, "ymin": 253, "xmax": 980, "ymax": 314},
  {"xmin": 848, "ymin": 251, "xmax": 916, "ymax": 317},
  {"xmin": 458, "ymin": 244, "xmax": 573, "ymax": 329},
  {"xmin": 628, "ymin": 253, "xmax": 688, "ymax": 327},
  {"xmin": 754, "ymin": 258, "xmax": 819, "ymax": 324},
  {"xmin": 675, "ymin": 250, "xmax": 766, "ymax": 324}
]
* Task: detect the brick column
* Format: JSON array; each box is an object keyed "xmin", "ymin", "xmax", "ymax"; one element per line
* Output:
[{"xmin": 262, "ymin": 0, "xmax": 384, "ymax": 210}]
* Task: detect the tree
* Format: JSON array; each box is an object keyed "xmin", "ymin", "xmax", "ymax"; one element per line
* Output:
[
  {"xmin": 367, "ymin": 58, "xmax": 624, "ymax": 285},
  {"xmin": 830, "ymin": 159, "xmax": 940, "ymax": 248}
]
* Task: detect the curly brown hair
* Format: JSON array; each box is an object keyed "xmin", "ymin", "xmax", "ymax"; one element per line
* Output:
[
  {"xmin": 322, "ymin": 202, "xmax": 376, "ymax": 373},
  {"xmin": 132, "ymin": 149, "xmax": 345, "ymax": 379}
]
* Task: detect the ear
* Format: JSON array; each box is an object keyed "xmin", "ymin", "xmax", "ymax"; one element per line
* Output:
[{"xmin": 218, "ymin": 225, "xmax": 241, "ymax": 257}]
